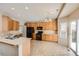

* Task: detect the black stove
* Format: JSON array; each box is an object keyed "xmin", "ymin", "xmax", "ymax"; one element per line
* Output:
[{"xmin": 36, "ymin": 31, "xmax": 43, "ymax": 40}]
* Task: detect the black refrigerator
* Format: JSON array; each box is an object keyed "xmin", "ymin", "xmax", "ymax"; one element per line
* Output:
[{"xmin": 26, "ymin": 27, "xmax": 34, "ymax": 38}]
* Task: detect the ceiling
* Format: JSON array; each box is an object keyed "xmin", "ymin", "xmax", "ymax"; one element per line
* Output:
[
  {"xmin": 0, "ymin": 3, "xmax": 79, "ymax": 23},
  {"xmin": 59, "ymin": 3, "xmax": 79, "ymax": 18}
]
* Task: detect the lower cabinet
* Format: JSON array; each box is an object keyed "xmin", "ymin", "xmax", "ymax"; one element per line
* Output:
[{"xmin": 42, "ymin": 34, "xmax": 58, "ymax": 42}]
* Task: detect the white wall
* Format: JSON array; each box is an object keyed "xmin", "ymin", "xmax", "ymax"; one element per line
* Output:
[
  {"xmin": 18, "ymin": 20, "xmax": 26, "ymax": 37},
  {"xmin": 58, "ymin": 17, "xmax": 69, "ymax": 47},
  {"xmin": 19, "ymin": 20, "xmax": 25, "ymax": 25},
  {"xmin": 68, "ymin": 8, "xmax": 79, "ymax": 20}
]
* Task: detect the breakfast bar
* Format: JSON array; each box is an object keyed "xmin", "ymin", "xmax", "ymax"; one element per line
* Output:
[{"xmin": 0, "ymin": 37, "xmax": 31, "ymax": 56}]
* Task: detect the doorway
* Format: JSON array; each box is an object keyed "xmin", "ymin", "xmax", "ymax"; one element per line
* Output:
[
  {"xmin": 70, "ymin": 21, "xmax": 77, "ymax": 52},
  {"xmin": 76, "ymin": 20, "xmax": 79, "ymax": 55},
  {"xmin": 69, "ymin": 20, "xmax": 79, "ymax": 55}
]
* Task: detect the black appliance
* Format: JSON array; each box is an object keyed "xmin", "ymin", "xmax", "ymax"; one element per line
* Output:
[
  {"xmin": 26, "ymin": 27, "xmax": 34, "ymax": 38},
  {"xmin": 36, "ymin": 27, "xmax": 43, "ymax": 40},
  {"xmin": 36, "ymin": 31, "xmax": 43, "ymax": 40},
  {"xmin": 37, "ymin": 27, "xmax": 43, "ymax": 30}
]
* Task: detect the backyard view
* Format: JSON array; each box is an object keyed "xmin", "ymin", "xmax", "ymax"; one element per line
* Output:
[{"xmin": 71, "ymin": 20, "xmax": 79, "ymax": 55}]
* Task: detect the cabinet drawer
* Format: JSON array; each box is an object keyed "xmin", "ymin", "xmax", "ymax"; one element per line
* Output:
[{"xmin": 42, "ymin": 34, "xmax": 58, "ymax": 42}]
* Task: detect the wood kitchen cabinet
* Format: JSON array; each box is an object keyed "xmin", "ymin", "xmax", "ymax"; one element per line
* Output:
[
  {"xmin": 16, "ymin": 21, "xmax": 19, "ymax": 30},
  {"xmin": 8, "ymin": 17, "xmax": 14, "ymax": 31},
  {"xmin": 52, "ymin": 21, "xmax": 57, "ymax": 30},
  {"xmin": 42, "ymin": 34, "xmax": 58, "ymax": 42},
  {"xmin": 25, "ymin": 20, "xmax": 58, "ymax": 42},
  {"xmin": 44, "ymin": 21, "xmax": 56, "ymax": 30},
  {"xmin": 0, "ymin": 15, "xmax": 19, "ymax": 32},
  {"xmin": 13, "ymin": 20, "xmax": 19, "ymax": 30},
  {"xmin": 2, "ymin": 15, "xmax": 12, "ymax": 32}
]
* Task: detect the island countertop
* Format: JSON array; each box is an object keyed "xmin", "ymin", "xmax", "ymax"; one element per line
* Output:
[{"xmin": 0, "ymin": 37, "xmax": 31, "ymax": 56}]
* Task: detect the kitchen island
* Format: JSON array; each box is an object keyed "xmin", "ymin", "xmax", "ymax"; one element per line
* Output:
[{"xmin": 0, "ymin": 37, "xmax": 31, "ymax": 56}]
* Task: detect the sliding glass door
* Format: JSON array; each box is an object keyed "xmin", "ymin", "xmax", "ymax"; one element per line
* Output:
[
  {"xmin": 76, "ymin": 20, "xmax": 79, "ymax": 55},
  {"xmin": 70, "ymin": 20, "xmax": 79, "ymax": 55},
  {"xmin": 70, "ymin": 21, "xmax": 77, "ymax": 52}
]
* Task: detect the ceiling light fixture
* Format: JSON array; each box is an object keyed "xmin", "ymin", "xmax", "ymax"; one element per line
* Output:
[
  {"xmin": 11, "ymin": 7, "xmax": 15, "ymax": 10},
  {"xmin": 25, "ymin": 6, "xmax": 29, "ymax": 10}
]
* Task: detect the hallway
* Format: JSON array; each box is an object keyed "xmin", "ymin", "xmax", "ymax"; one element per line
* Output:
[{"xmin": 31, "ymin": 40, "xmax": 75, "ymax": 56}]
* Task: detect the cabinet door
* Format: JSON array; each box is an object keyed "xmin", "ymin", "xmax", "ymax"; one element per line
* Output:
[
  {"xmin": 52, "ymin": 21, "xmax": 56, "ymax": 30},
  {"xmin": 8, "ymin": 18, "xmax": 13, "ymax": 31},
  {"xmin": 2, "ymin": 16, "xmax": 19, "ymax": 31},
  {"xmin": 16, "ymin": 21, "xmax": 19, "ymax": 30},
  {"xmin": 52, "ymin": 35, "xmax": 58, "ymax": 42},
  {"xmin": 13, "ymin": 21, "xmax": 16, "ymax": 30},
  {"xmin": 26, "ymin": 23, "xmax": 29, "ymax": 27},
  {"xmin": 43, "ymin": 22, "xmax": 47, "ymax": 30},
  {"xmin": 13, "ymin": 21, "xmax": 19, "ymax": 30},
  {"xmin": 43, "ymin": 34, "xmax": 58, "ymax": 42},
  {"xmin": 42, "ymin": 34, "xmax": 46, "ymax": 41},
  {"xmin": 2, "ymin": 16, "xmax": 9, "ymax": 32}
]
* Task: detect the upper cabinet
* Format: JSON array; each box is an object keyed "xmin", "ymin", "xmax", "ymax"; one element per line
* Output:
[
  {"xmin": 13, "ymin": 20, "xmax": 19, "ymax": 30},
  {"xmin": 51, "ymin": 21, "xmax": 57, "ymax": 30},
  {"xmin": 25, "ymin": 20, "xmax": 57, "ymax": 31},
  {"xmin": 2, "ymin": 15, "xmax": 10, "ymax": 32},
  {"xmin": 8, "ymin": 17, "xmax": 14, "ymax": 31},
  {"xmin": 0, "ymin": 15, "xmax": 19, "ymax": 32}
]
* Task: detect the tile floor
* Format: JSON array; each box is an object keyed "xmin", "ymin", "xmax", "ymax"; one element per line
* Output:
[{"xmin": 31, "ymin": 40, "xmax": 75, "ymax": 56}]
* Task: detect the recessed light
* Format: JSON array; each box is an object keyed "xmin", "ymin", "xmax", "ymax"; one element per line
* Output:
[
  {"xmin": 11, "ymin": 7, "xmax": 15, "ymax": 10},
  {"xmin": 25, "ymin": 6, "xmax": 29, "ymax": 10}
]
